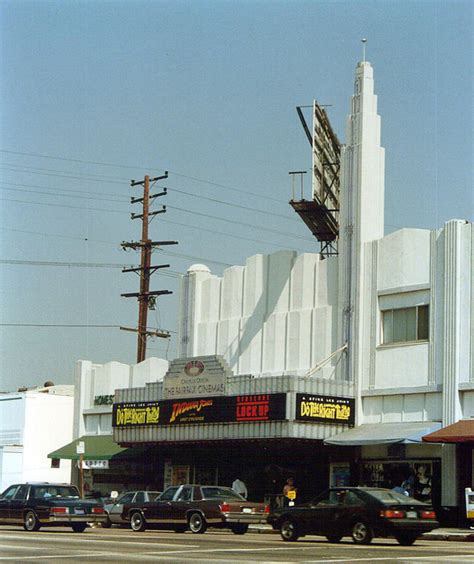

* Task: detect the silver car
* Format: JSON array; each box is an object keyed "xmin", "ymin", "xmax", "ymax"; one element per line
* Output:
[{"xmin": 102, "ymin": 491, "xmax": 161, "ymax": 528}]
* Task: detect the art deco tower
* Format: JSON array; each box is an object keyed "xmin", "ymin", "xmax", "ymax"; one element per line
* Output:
[{"xmin": 338, "ymin": 60, "xmax": 385, "ymax": 388}]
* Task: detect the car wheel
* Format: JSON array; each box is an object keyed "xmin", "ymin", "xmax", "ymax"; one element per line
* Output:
[
  {"xmin": 326, "ymin": 535, "xmax": 342, "ymax": 543},
  {"xmin": 130, "ymin": 511, "xmax": 147, "ymax": 532},
  {"xmin": 71, "ymin": 523, "xmax": 87, "ymax": 533},
  {"xmin": 351, "ymin": 521, "xmax": 373, "ymax": 545},
  {"xmin": 188, "ymin": 512, "xmax": 207, "ymax": 534},
  {"xmin": 101, "ymin": 516, "xmax": 112, "ymax": 528},
  {"xmin": 395, "ymin": 532, "xmax": 418, "ymax": 546},
  {"xmin": 280, "ymin": 519, "xmax": 299, "ymax": 542},
  {"xmin": 23, "ymin": 510, "xmax": 41, "ymax": 532},
  {"xmin": 231, "ymin": 524, "xmax": 249, "ymax": 535}
]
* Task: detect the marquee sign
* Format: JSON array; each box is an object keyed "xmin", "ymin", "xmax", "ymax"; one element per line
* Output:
[
  {"xmin": 112, "ymin": 393, "xmax": 287, "ymax": 428},
  {"xmin": 163, "ymin": 358, "xmax": 227, "ymax": 399},
  {"xmin": 295, "ymin": 393, "xmax": 355, "ymax": 426}
]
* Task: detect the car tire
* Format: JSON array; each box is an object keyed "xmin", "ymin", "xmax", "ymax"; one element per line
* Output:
[
  {"xmin": 23, "ymin": 510, "xmax": 41, "ymax": 532},
  {"xmin": 326, "ymin": 535, "xmax": 342, "ymax": 543},
  {"xmin": 71, "ymin": 523, "xmax": 87, "ymax": 533},
  {"xmin": 280, "ymin": 519, "xmax": 299, "ymax": 542},
  {"xmin": 101, "ymin": 516, "xmax": 112, "ymax": 529},
  {"xmin": 395, "ymin": 532, "xmax": 418, "ymax": 546},
  {"xmin": 130, "ymin": 511, "xmax": 147, "ymax": 532},
  {"xmin": 231, "ymin": 524, "xmax": 249, "ymax": 535},
  {"xmin": 351, "ymin": 521, "xmax": 373, "ymax": 545},
  {"xmin": 188, "ymin": 512, "xmax": 207, "ymax": 534}
]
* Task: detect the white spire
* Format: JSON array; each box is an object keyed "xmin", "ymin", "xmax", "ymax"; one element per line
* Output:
[{"xmin": 361, "ymin": 38, "xmax": 367, "ymax": 63}]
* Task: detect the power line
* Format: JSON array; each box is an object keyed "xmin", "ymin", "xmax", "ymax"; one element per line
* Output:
[
  {"xmin": 0, "ymin": 227, "xmax": 235, "ymax": 267},
  {"xmin": 0, "ymin": 176, "xmax": 299, "ymax": 224},
  {"xmin": 0, "ymin": 197, "xmax": 315, "ymax": 243},
  {"xmin": 0, "ymin": 323, "xmax": 178, "ymax": 333},
  {"xmin": 0, "ymin": 259, "xmax": 182, "ymax": 277},
  {"xmin": 0, "ymin": 148, "xmax": 287, "ymax": 204}
]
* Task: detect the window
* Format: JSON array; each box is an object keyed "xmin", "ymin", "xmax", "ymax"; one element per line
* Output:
[
  {"xmin": 2, "ymin": 486, "xmax": 19, "ymax": 500},
  {"xmin": 176, "ymin": 486, "xmax": 192, "ymax": 501},
  {"xmin": 382, "ymin": 305, "xmax": 429, "ymax": 345},
  {"xmin": 13, "ymin": 485, "xmax": 29, "ymax": 500},
  {"xmin": 159, "ymin": 487, "xmax": 179, "ymax": 501}
]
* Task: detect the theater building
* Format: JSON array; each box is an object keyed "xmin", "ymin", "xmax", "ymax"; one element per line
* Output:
[
  {"xmin": 115, "ymin": 59, "xmax": 472, "ymax": 521},
  {"xmin": 54, "ymin": 57, "xmax": 473, "ymax": 523}
]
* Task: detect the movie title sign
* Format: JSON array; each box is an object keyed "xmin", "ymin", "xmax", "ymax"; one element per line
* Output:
[
  {"xmin": 112, "ymin": 393, "xmax": 286, "ymax": 428},
  {"xmin": 295, "ymin": 394, "xmax": 355, "ymax": 426},
  {"xmin": 163, "ymin": 360, "xmax": 227, "ymax": 399}
]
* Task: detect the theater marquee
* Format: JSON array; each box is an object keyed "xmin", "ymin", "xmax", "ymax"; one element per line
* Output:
[
  {"xmin": 112, "ymin": 393, "xmax": 287, "ymax": 428},
  {"xmin": 295, "ymin": 394, "xmax": 355, "ymax": 426}
]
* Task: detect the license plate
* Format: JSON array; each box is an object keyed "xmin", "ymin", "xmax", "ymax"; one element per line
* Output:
[
  {"xmin": 242, "ymin": 508, "xmax": 252, "ymax": 514},
  {"xmin": 406, "ymin": 511, "xmax": 417, "ymax": 518},
  {"xmin": 74, "ymin": 508, "xmax": 85, "ymax": 515}
]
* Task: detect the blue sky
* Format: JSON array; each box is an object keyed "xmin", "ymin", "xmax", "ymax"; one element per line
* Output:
[{"xmin": 1, "ymin": 0, "xmax": 472, "ymax": 391}]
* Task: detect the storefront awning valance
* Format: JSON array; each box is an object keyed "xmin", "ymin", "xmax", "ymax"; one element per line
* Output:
[
  {"xmin": 48, "ymin": 435, "xmax": 146, "ymax": 460},
  {"xmin": 324, "ymin": 421, "xmax": 442, "ymax": 446},
  {"xmin": 422, "ymin": 420, "xmax": 474, "ymax": 443}
]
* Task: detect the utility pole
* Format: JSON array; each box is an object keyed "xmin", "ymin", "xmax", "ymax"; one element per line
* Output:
[{"xmin": 121, "ymin": 173, "xmax": 178, "ymax": 363}]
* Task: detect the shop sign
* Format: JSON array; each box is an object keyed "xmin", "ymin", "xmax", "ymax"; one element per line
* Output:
[
  {"xmin": 82, "ymin": 459, "xmax": 109, "ymax": 470},
  {"xmin": 295, "ymin": 393, "xmax": 355, "ymax": 426},
  {"xmin": 112, "ymin": 393, "xmax": 287, "ymax": 428},
  {"xmin": 163, "ymin": 360, "xmax": 227, "ymax": 399},
  {"xmin": 94, "ymin": 395, "xmax": 115, "ymax": 406}
]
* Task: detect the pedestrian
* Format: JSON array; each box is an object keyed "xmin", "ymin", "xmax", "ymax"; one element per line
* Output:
[
  {"xmin": 283, "ymin": 477, "xmax": 297, "ymax": 506},
  {"xmin": 232, "ymin": 477, "xmax": 248, "ymax": 499}
]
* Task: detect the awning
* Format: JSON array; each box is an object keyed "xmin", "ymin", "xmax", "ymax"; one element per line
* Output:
[
  {"xmin": 324, "ymin": 421, "xmax": 442, "ymax": 446},
  {"xmin": 48, "ymin": 435, "xmax": 147, "ymax": 460},
  {"xmin": 422, "ymin": 420, "xmax": 474, "ymax": 443}
]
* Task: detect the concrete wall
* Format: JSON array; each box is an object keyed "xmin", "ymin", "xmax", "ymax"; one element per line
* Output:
[{"xmin": 178, "ymin": 251, "xmax": 339, "ymax": 378}]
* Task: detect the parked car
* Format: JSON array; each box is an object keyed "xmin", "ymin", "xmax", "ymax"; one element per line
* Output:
[
  {"xmin": 122, "ymin": 484, "xmax": 269, "ymax": 534},
  {"xmin": 102, "ymin": 490, "xmax": 161, "ymax": 527},
  {"xmin": 267, "ymin": 486, "xmax": 439, "ymax": 546},
  {"xmin": 0, "ymin": 482, "xmax": 107, "ymax": 532}
]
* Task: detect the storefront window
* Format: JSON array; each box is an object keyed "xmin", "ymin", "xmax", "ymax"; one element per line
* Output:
[{"xmin": 360, "ymin": 461, "xmax": 434, "ymax": 503}]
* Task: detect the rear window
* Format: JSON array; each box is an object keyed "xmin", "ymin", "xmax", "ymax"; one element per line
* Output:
[
  {"xmin": 33, "ymin": 486, "xmax": 80, "ymax": 499},
  {"xmin": 201, "ymin": 487, "xmax": 245, "ymax": 500},
  {"xmin": 368, "ymin": 489, "xmax": 425, "ymax": 505}
]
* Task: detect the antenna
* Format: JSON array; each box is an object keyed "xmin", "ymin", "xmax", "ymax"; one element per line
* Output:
[{"xmin": 361, "ymin": 38, "xmax": 367, "ymax": 62}]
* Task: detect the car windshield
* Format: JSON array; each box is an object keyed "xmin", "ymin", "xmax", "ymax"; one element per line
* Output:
[
  {"xmin": 201, "ymin": 487, "xmax": 245, "ymax": 500},
  {"xmin": 33, "ymin": 486, "xmax": 80, "ymax": 499},
  {"xmin": 368, "ymin": 489, "xmax": 426, "ymax": 505}
]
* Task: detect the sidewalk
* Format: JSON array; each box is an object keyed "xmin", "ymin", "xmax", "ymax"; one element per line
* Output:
[
  {"xmin": 249, "ymin": 524, "xmax": 474, "ymax": 541},
  {"xmin": 422, "ymin": 527, "xmax": 474, "ymax": 541}
]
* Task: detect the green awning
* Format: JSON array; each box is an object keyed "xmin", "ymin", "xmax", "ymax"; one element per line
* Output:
[{"xmin": 48, "ymin": 435, "xmax": 144, "ymax": 461}]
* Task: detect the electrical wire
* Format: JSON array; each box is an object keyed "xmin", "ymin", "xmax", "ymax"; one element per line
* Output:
[{"xmin": 0, "ymin": 148, "xmax": 287, "ymax": 204}]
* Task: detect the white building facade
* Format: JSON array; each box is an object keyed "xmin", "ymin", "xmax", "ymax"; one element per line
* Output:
[{"xmin": 0, "ymin": 385, "xmax": 74, "ymax": 492}]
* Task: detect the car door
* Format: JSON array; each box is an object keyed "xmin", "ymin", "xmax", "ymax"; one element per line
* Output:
[
  {"xmin": 9, "ymin": 485, "xmax": 30, "ymax": 522},
  {"xmin": 305, "ymin": 490, "xmax": 342, "ymax": 536},
  {"xmin": 336, "ymin": 490, "xmax": 366, "ymax": 534},
  {"xmin": 109, "ymin": 492, "xmax": 135, "ymax": 524},
  {"xmin": 144, "ymin": 486, "xmax": 179, "ymax": 524},
  {"xmin": 0, "ymin": 485, "xmax": 19, "ymax": 523},
  {"xmin": 169, "ymin": 486, "xmax": 193, "ymax": 525}
]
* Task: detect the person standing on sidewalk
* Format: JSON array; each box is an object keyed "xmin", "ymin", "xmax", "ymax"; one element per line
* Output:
[{"xmin": 232, "ymin": 477, "xmax": 248, "ymax": 499}]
